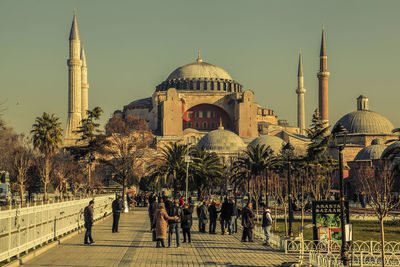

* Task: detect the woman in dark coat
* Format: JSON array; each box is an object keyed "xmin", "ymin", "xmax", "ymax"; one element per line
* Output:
[{"xmin": 181, "ymin": 203, "xmax": 193, "ymax": 243}]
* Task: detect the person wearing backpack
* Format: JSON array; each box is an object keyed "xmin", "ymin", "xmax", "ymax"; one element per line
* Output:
[{"xmin": 262, "ymin": 206, "xmax": 273, "ymax": 246}]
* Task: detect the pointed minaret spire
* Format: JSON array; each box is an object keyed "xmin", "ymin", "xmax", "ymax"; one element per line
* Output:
[
  {"xmin": 298, "ymin": 48, "xmax": 304, "ymax": 77},
  {"xmin": 317, "ymin": 24, "xmax": 330, "ymax": 125},
  {"xmin": 296, "ymin": 49, "xmax": 306, "ymax": 135},
  {"xmin": 196, "ymin": 48, "xmax": 203, "ymax": 63},
  {"xmin": 69, "ymin": 10, "xmax": 80, "ymax": 40},
  {"xmin": 320, "ymin": 24, "xmax": 327, "ymax": 57},
  {"xmin": 81, "ymin": 45, "xmax": 87, "ymax": 67}
]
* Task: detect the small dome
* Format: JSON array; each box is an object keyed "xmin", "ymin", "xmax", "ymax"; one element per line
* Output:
[
  {"xmin": 167, "ymin": 61, "xmax": 233, "ymax": 80},
  {"xmin": 248, "ymin": 135, "xmax": 286, "ymax": 154},
  {"xmin": 381, "ymin": 141, "xmax": 400, "ymax": 159},
  {"xmin": 197, "ymin": 128, "xmax": 245, "ymax": 153},
  {"xmin": 354, "ymin": 139, "xmax": 387, "ymax": 161},
  {"xmin": 333, "ymin": 110, "xmax": 394, "ymax": 135}
]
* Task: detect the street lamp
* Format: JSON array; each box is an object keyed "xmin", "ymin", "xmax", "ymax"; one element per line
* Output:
[
  {"xmin": 283, "ymin": 142, "xmax": 294, "ymax": 237},
  {"xmin": 184, "ymin": 155, "xmax": 192, "ymax": 201},
  {"xmin": 332, "ymin": 123, "xmax": 349, "ymax": 266},
  {"xmin": 87, "ymin": 154, "xmax": 95, "ymax": 196}
]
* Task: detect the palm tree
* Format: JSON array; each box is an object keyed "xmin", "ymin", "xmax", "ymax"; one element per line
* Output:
[
  {"xmin": 232, "ymin": 144, "xmax": 276, "ymax": 212},
  {"xmin": 31, "ymin": 112, "xmax": 63, "ymax": 201},
  {"xmin": 159, "ymin": 142, "xmax": 190, "ymax": 195},
  {"xmin": 191, "ymin": 148, "xmax": 224, "ymax": 198}
]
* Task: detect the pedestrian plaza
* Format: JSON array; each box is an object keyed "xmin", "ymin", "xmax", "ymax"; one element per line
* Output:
[{"xmin": 22, "ymin": 208, "xmax": 297, "ymax": 267}]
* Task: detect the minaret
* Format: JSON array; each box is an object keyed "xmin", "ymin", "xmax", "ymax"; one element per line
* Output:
[
  {"xmin": 317, "ymin": 25, "xmax": 330, "ymax": 124},
  {"xmin": 296, "ymin": 49, "xmax": 306, "ymax": 135},
  {"xmin": 81, "ymin": 45, "xmax": 89, "ymax": 119},
  {"xmin": 65, "ymin": 11, "xmax": 82, "ymax": 146}
]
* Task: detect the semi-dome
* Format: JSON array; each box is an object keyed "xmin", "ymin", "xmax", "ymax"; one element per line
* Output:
[
  {"xmin": 248, "ymin": 135, "xmax": 286, "ymax": 154},
  {"xmin": 381, "ymin": 141, "xmax": 400, "ymax": 159},
  {"xmin": 354, "ymin": 139, "xmax": 387, "ymax": 161},
  {"xmin": 156, "ymin": 51, "xmax": 243, "ymax": 92},
  {"xmin": 197, "ymin": 125, "xmax": 245, "ymax": 153},
  {"xmin": 333, "ymin": 96, "xmax": 394, "ymax": 135}
]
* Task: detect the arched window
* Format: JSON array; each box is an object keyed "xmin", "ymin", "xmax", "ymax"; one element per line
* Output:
[
  {"xmin": 195, "ymin": 122, "xmax": 199, "ymax": 129},
  {"xmin": 203, "ymin": 121, "xmax": 208, "ymax": 129},
  {"xmin": 188, "ymin": 122, "xmax": 192, "ymax": 128}
]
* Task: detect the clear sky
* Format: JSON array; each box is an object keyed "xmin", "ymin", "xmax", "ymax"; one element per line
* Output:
[{"xmin": 1, "ymin": 0, "xmax": 399, "ymax": 135}]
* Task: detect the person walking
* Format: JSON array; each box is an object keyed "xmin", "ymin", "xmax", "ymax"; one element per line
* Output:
[
  {"xmin": 208, "ymin": 200, "xmax": 218, "ymax": 234},
  {"xmin": 84, "ymin": 200, "xmax": 95, "ymax": 245},
  {"xmin": 112, "ymin": 196, "xmax": 124, "ymax": 233},
  {"xmin": 262, "ymin": 206, "xmax": 273, "ymax": 246},
  {"xmin": 167, "ymin": 199, "xmax": 183, "ymax": 247},
  {"xmin": 153, "ymin": 203, "xmax": 178, "ymax": 248},
  {"xmin": 231, "ymin": 199, "xmax": 238, "ymax": 234},
  {"xmin": 181, "ymin": 203, "xmax": 193, "ymax": 243},
  {"xmin": 220, "ymin": 198, "xmax": 232, "ymax": 235},
  {"xmin": 198, "ymin": 200, "xmax": 209, "ymax": 233},
  {"xmin": 241, "ymin": 202, "xmax": 255, "ymax": 242}
]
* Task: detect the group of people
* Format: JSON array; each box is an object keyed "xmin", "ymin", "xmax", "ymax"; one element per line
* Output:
[
  {"xmin": 149, "ymin": 195, "xmax": 194, "ymax": 248},
  {"xmin": 83, "ymin": 194, "xmax": 274, "ymax": 247}
]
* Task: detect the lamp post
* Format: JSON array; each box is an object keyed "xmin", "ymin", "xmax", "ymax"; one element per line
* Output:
[
  {"xmin": 184, "ymin": 155, "xmax": 192, "ymax": 201},
  {"xmin": 332, "ymin": 123, "xmax": 349, "ymax": 266},
  {"xmin": 87, "ymin": 154, "xmax": 95, "ymax": 196},
  {"xmin": 283, "ymin": 142, "xmax": 294, "ymax": 237}
]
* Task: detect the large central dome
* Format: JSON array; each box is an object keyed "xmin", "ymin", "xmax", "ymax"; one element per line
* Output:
[
  {"xmin": 167, "ymin": 61, "xmax": 232, "ymax": 80},
  {"xmin": 156, "ymin": 52, "xmax": 242, "ymax": 92}
]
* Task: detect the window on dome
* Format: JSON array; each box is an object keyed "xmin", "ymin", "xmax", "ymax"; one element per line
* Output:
[
  {"xmin": 204, "ymin": 110, "xmax": 208, "ymax": 118},
  {"xmin": 198, "ymin": 111, "xmax": 203, "ymax": 118}
]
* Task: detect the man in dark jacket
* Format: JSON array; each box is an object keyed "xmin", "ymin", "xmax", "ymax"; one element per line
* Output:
[
  {"xmin": 198, "ymin": 200, "xmax": 209, "ymax": 233},
  {"xmin": 167, "ymin": 199, "xmax": 183, "ymax": 247},
  {"xmin": 181, "ymin": 203, "xmax": 193, "ymax": 243},
  {"xmin": 220, "ymin": 198, "xmax": 232, "ymax": 235},
  {"xmin": 208, "ymin": 200, "xmax": 218, "ymax": 234},
  {"xmin": 231, "ymin": 199, "xmax": 238, "ymax": 233},
  {"xmin": 241, "ymin": 202, "xmax": 255, "ymax": 242},
  {"xmin": 112, "ymin": 196, "xmax": 124, "ymax": 233},
  {"xmin": 84, "ymin": 200, "xmax": 95, "ymax": 245}
]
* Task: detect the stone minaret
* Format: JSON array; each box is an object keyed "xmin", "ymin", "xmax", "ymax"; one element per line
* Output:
[
  {"xmin": 296, "ymin": 49, "xmax": 306, "ymax": 135},
  {"xmin": 317, "ymin": 25, "xmax": 330, "ymax": 124},
  {"xmin": 81, "ymin": 45, "xmax": 89, "ymax": 119},
  {"xmin": 65, "ymin": 12, "xmax": 82, "ymax": 146}
]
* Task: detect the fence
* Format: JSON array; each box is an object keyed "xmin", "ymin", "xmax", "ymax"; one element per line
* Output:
[
  {"xmin": 0, "ymin": 195, "xmax": 114, "ymax": 263},
  {"xmin": 309, "ymin": 251, "xmax": 400, "ymax": 267}
]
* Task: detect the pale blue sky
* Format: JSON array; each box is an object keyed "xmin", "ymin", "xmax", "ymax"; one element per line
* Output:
[{"xmin": 1, "ymin": 0, "xmax": 399, "ymax": 135}]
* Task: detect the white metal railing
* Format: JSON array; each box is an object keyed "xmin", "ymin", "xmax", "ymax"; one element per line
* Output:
[
  {"xmin": 252, "ymin": 224, "xmax": 284, "ymax": 249},
  {"xmin": 0, "ymin": 195, "xmax": 114, "ymax": 263},
  {"xmin": 309, "ymin": 251, "xmax": 400, "ymax": 267},
  {"xmin": 285, "ymin": 240, "xmax": 400, "ymax": 255}
]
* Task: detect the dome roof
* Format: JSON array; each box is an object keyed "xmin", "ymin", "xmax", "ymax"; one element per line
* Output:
[
  {"xmin": 333, "ymin": 110, "xmax": 394, "ymax": 135},
  {"xmin": 167, "ymin": 61, "xmax": 232, "ymax": 80},
  {"xmin": 197, "ymin": 127, "xmax": 245, "ymax": 153},
  {"xmin": 354, "ymin": 139, "xmax": 387, "ymax": 161},
  {"xmin": 382, "ymin": 141, "xmax": 400, "ymax": 159},
  {"xmin": 248, "ymin": 135, "xmax": 286, "ymax": 154}
]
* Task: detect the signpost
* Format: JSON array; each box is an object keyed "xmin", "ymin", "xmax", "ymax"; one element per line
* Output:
[{"xmin": 312, "ymin": 201, "xmax": 349, "ymax": 246}]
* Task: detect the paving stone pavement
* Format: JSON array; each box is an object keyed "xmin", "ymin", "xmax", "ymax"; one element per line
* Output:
[{"xmin": 24, "ymin": 207, "xmax": 297, "ymax": 267}]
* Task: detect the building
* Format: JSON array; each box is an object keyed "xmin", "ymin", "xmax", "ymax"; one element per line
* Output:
[{"xmin": 64, "ymin": 12, "xmax": 89, "ymax": 146}]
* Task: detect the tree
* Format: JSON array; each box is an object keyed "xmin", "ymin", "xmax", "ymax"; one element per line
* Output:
[
  {"xmin": 356, "ymin": 163, "xmax": 400, "ymax": 267},
  {"xmin": 105, "ymin": 114, "xmax": 149, "ymax": 136},
  {"xmin": 31, "ymin": 113, "xmax": 63, "ymax": 201},
  {"xmin": 306, "ymin": 109, "xmax": 331, "ymax": 161},
  {"xmin": 157, "ymin": 142, "xmax": 190, "ymax": 194},
  {"xmin": 102, "ymin": 131, "xmax": 155, "ymax": 199},
  {"xmin": 190, "ymin": 148, "xmax": 224, "ymax": 198},
  {"xmin": 12, "ymin": 144, "xmax": 33, "ymax": 205},
  {"xmin": 67, "ymin": 107, "xmax": 106, "ymax": 193}
]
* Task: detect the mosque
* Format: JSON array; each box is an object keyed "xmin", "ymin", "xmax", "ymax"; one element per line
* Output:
[{"xmin": 64, "ymin": 13, "xmax": 398, "ymax": 166}]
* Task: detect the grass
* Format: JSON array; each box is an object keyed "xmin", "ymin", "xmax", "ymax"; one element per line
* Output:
[{"xmin": 264, "ymin": 218, "xmax": 400, "ymax": 242}]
